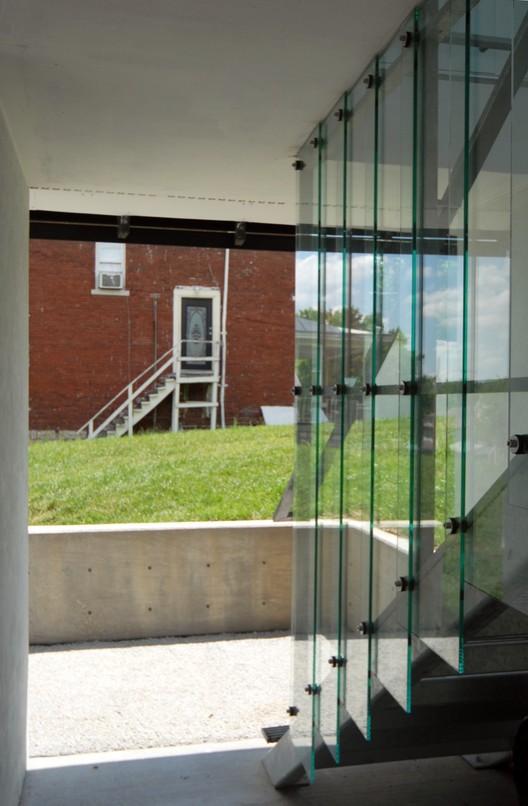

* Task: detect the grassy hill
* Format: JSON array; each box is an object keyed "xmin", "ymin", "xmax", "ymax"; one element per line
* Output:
[{"xmin": 29, "ymin": 426, "xmax": 294, "ymax": 525}]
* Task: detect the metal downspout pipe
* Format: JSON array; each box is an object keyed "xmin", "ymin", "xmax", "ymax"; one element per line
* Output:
[{"xmin": 220, "ymin": 249, "xmax": 229, "ymax": 428}]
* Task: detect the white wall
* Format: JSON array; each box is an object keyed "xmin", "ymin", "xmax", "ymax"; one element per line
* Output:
[{"xmin": 0, "ymin": 106, "xmax": 29, "ymax": 805}]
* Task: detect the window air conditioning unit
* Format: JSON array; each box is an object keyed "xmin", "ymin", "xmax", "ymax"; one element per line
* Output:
[{"xmin": 99, "ymin": 272, "xmax": 124, "ymax": 290}]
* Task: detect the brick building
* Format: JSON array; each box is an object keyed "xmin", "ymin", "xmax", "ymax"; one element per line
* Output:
[{"xmin": 29, "ymin": 240, "xmax": 294, "ymax": 435}]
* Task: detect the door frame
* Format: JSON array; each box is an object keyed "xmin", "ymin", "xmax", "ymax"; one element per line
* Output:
[{"xmin": 173, "ymin": 286, "xmax": 221, "ymax": 374}]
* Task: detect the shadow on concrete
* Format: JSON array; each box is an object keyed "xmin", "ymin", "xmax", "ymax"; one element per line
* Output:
[{"xmin": 21, "ymin": 739, "xmax": 519, "ymax": 806}]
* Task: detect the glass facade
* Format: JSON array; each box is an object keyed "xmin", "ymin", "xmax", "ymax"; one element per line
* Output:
[{"xmin": 288, "ymin": 0, "xmax": 528, "ymax": 778}]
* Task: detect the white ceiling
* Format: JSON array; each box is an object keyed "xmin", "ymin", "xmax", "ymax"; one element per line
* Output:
[{"xmin": 0, "ymin": 0, "xmax": 417, "ymax": 224}]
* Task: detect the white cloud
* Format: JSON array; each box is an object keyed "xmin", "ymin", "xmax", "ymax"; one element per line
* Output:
[
  {"xmin": 422, "ymin": 258, "xmax": 510, "ymax": 380},
  {"xmin": 295, "ymin": 251, "xmax": 375, "ymax": 314}
]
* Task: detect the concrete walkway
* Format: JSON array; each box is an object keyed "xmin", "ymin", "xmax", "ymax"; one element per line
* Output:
[
  {"xmin": 24, "ymin": 632, "xmax": 519, "ymax": 804},
  {"xmin": 22, "ymin": 742, "xmax": 519, "ymax": 805}
]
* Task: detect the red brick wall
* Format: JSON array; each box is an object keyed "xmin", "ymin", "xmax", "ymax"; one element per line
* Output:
[{"xmin": 29, "ymin": 240, "xmax": 294, "ymax": 431}]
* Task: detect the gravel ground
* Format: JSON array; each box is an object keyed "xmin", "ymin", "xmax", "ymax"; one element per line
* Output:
[{"xmin": 28, "ymin": 632, "xmax": 291, "ymax": 758}]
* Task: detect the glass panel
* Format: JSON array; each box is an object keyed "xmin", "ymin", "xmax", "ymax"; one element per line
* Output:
[
  {"xmin": 181, "ymin": 298, "xmax": 213, "ymax": 370},
  {"xmin": 289, "ymin": 523, "xmax": 317, "ymax": 777},
  {"xmin": 370, "ymin": 18, "xmax": 417, "ymax": 713},
  {"xmin": 505, "ymin": 0, "xmax": 528, "ymax": 613},
  {"xmin": 342, "ymin": 64, "xmax": 377, "ymax": 740},
  {"xmin": 414, "ymin": 0, "xmax": 468, "ymax": 673},
  {"xmin": 287, "ymin": 0, "xmax": 528, "ymax": 763},
  {"xmin": 290, "ymin": 130, "xmax": 322, "ymax": 781},
  {"xmin": 463, "ymin": 0, "xmax": 512, "ymax": 614},
  {"xmin": 463, "ymin": 0, "xmax": 528, "ymax": 677},
  {"xmin": 316, "ymin": 99, "xmax": 347, "ymax": 762}
]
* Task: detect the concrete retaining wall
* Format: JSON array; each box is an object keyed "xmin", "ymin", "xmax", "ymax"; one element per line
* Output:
[
  {"xmin": 29, "ymin": 521, "xmax": 292, "ymax": 644},
  {"xmin": 29, "ymin": 520, "xmax": 407, "ymax": 646}
]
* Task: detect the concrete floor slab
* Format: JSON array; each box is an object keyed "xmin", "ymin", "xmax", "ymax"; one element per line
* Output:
[{"xmin": 21, "ymin": 739, "xmax": 519, "ymax": 806}]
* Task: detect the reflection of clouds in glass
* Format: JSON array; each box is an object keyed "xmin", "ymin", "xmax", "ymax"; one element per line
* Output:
[
  {"xmin": 423, "ymin": 258, "xmax": 510, "ymax": 380},
  {"xmin": 294, "ymin": 252, "xmax": 318, "ymax": 312},
  {"xmin": 473, "ymin": 260, "xmax": 509, "ymax": 379},
  {"xmin": 296, "ymin": 252, "xmax": 356, "ymax": 313},
  {"xmin": 423, "ymin": 286, "xmax": 462, "ymax": 330},
  {"xmin": 325, "ymin": 253, "xmax": 346, "ymax": 310},
  {"xmin": 294, "ymin": 251, "xmax": 377, "ymax": 315},
  {"xmin": 350, "ymin": 253, "xmax": 374, "ymax": 280},
  {"xmin": 296, "ymin": 249, "xmax": 510, "ymax": 384}
]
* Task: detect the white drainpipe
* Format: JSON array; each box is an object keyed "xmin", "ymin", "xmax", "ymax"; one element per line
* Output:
[{"xmin": 220, "ymin": 249, "xmax": 229, "ymax": 428}]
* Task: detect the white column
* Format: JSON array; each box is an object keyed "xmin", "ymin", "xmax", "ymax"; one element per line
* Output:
[{"xmin": 0, "ymin": 105, "xmax": 29, "ymax": 806}]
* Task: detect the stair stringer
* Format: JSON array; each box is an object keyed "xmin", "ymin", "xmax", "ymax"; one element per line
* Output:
[{"xmin": 265, "ymin": 518, "xmax": 528, "ymax": 788}]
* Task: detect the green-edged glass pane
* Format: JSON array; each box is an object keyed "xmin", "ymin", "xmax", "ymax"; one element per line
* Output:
[
  {"xmin": 370, "ymin": 19, "xmax": 416, "ymax": 712},
  {"xmin": 505, "ymin": 0, "xmax": 528, "ymax": 615},
  {"xmin": 415, "ymin": 0, "xmax": 467, "ymax": 673},
  {"xmin": 460, "ymin": 0, "xmax": 528, "ymax": 678},
  {"xmin": 342, "ymin": 63, "xmax": 377, "ymax": 740},
  {"xmin": 316, "ymin": 99, "xmax": 347, "ymax": 762},
  {"xmin": 462, "ymin": 0, "xmax": 514, "ymax": 649},
  {"xmin": 290, "ymin": 130, "xmax": 321, "ymax": 780},
  {"xmin": 289, "ymin": 523, "xmax": 317, "ymax": 775}
]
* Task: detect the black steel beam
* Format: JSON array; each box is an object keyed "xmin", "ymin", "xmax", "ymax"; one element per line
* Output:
[{"xmin": 29, "ymin": 211, "xmax": 295, "ymax": 252}]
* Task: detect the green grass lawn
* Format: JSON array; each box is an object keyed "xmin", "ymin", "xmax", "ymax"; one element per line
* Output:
[
  {"xmin": 29, "ymin": 417, "xmax": 456, "ymax": 529},
  {"xmin": 29, "ymin": 426, "xmax": 295, "ymax": 525},
  {"xmin": 295, "ymin": 416, "xmax": 455, "ymax": 528}
]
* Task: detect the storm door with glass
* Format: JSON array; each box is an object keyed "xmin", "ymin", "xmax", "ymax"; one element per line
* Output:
[{"xmin": 181, "ymin": 297, "xmax": 213, "ymax": 372}]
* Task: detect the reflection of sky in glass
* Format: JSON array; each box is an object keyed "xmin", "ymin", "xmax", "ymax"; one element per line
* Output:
[
  {"xmin": 296, "ymin": 251, "xmax": 413, "ymax": 333},
  {"xmin": 423, "ymin": 255, "xmax": 509, "ymax": 380},
  {"xmin": 471, "ymin": 257, "xmax": 509, "ymax": 381},
  {"xmin": 296, "ymin": 250, "xmax": 510, "ymax": 383},
  {"xmin": 295, "ymin": 251, "xmax": 340, "ymax": 313}
]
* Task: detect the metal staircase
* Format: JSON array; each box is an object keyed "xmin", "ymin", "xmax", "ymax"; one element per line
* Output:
[
  {"xmin": 265, "ymin": 458, "xmax": 528, "ymax": 788},
  {"xmin": 77, "ymin": 340, "xmax": 220, "ymax": 438}
]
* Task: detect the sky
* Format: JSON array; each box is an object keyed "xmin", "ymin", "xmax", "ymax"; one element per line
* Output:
[{"xmin": 295, "ymin": 250, "xmax": 510, "ymax": 381}]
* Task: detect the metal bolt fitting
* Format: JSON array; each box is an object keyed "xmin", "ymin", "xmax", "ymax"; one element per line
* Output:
[
  {"xmin": 508, "ymin": 434, "xmax": 528, "ymax": 455},
  {"xmin": 395, "ymin": 576, "xmax": 414, "ymax": 592},
  {"xmin": 328, "ymin": 656, "xmax": 347, "ymax": 668},
  {"xmin": 399, "ymin": 380, "xmax": 417, "ymax": 396},
  {"xmin": 444, "ymin": 517, "xmax": 468, "ymax": 535}
]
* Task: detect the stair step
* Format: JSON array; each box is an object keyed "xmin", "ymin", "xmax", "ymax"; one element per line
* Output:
[
  {"xmin": 87, "ymin": 354, "xmax": 217, "ymax": 438},
  {"xmin": 178, "ymin": 375, "xmax": 219, "ymax": 384},
  {"xmin": 261, "ymin": 725, "xmax": 289, "ymax": 744},
  {"xmin": 176, "ymin": 401, "xmax": 218, "ymax": 408}
]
